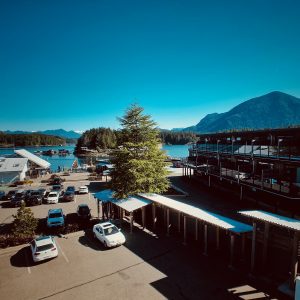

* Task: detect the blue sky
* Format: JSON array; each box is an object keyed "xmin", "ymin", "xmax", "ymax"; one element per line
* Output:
[{"xmin": 1, "ymin": 0, "xmax": 300, "ymax": 131}]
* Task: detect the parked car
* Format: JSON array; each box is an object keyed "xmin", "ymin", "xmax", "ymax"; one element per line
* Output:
[
  {"xmin": 93, "ymin": 222, "xmax": 125, "ymax": 248},
  {"xmin": 77, "ymin": 204, "xmax": 91, "ymax": 220},
  {"xmin": 52, "ymin": 185, "xmax": 64, "ymax": 198},
  {"xmin": 50, "ymin": 177, "xmax": 63, "ymax": 185},
  {"xmin": 26, "ymin": 190, "xmax": 43, "ymax": 206},
  {"xmin": 0, "ymin": 191, "xmax": 5, "ymax": 200},
  {"xmin": 11, "ymin": 190, "xmax": 26, "ymax": 207},
  {"xmin": 234, "ymin": 172, "xmax": 250, "ymax": 180},
  {"xmin": 46, "ymin": 191, "xmax": 60, "ymax": 204},
  {"xmin": 25, "ymin": 189, "xmax": 35, "ymax": 199},
  {"xmin": 30, "ymin": 236, "xmax": 58, "ymax": 263},
  {"xmin": 66, "ymin": 186, "xmax": 75, "ymax": 193},
  {"xmin": 5, "ymin": 190, "xmax": 16, "ymax": 201},
  {"xmin": 78, "ymin": 186, "xmax": 88, "ymax": 194},
  {"xmin": 47, "ymin": 208, "xmax": 65, "ymax": 228},
  {"xmin": 38, "ymin": 188, "xmax": 47, "ymax": 199},
  {"xmin": 62, "ymin": 191, "xmax": 75, "ymax": 202}
]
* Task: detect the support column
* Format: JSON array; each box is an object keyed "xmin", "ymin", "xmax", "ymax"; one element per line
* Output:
[
  {"xmin": 152, "ymin": 204, "xmax": 156, "ymax": 230},
  {"xmin": 229, "ymin": 234, "xmax": 235, "ymax": 269},
  {"xmin": 216, "ymin": 227, "xmax": 220, "ymax": 250},
  {"xmin": 178, "ymin": 212, "xmax": 181, "ymax": 233},
  {"xmin": 142, "ymin": 207, "xmax": 146, "ymax": 230},
  {"xmin": 241, "ymin": 234, "xmax": 246, "ymax": 261},
  {"xmin": 262, "ymin": 222, "xmax": 270, "ymax": 269},
  {"xmin": 183, "ymin": 215, "xmax": 187, "ymax": 246},
  {"xmin": 240, "ymin": 185, "xmax": 243, "ymax": 201},
  {"xmin": 290, "ymin": 232, "xmax": 299, "ymax": 289},
  {"xmin": 130, "ymin": 212, "xmax": 133, "ymax": 234},
  {"xmin": 195, "ymin": 219, "xmax": 198, "ymax": 241},
  {"xmin": 250, "ymin": 222, "xmax": 257, "ymax": 274},
  {"xmin": 166, "ymin": 208, "xmax": 170, "ymax": 236},
  {"xmin": 203, "ymin": 224, "xmax": 208, "ymax": 255},
  {"xmin": 208, "ymin": 175, "xmax": 211, "ymax": 187}
]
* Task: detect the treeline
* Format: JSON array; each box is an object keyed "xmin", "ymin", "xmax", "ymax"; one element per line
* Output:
[
  {"xmin": 0, "ymin": 132, "xmax": 65, "ymax": 147},
  {"xmin": 75, "ymin": 128, "xmax": 117, "ymax": 154},
  {"xmin": 160, "ymin": 130, "xmax": 197, "ymax": 145},
  {"xmin": 75, "ymin": 127, "xmax": 198, "ymax": 153}
]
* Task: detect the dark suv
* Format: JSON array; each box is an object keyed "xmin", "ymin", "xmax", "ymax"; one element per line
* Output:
[
  {"xmin": 5, "ymin": 190, "xmax": 16, "ymax": 201},
  {"xmin": 11, "ymin": 190, "xmax": 26, "ymax": 207},
  {"xmin": 26, "ymin": 190, "xmax": 43, "ymax": 206}
]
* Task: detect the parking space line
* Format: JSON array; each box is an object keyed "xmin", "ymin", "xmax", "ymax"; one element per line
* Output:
[
  {"xmin": 56, "ymin": 239, "xmax": 69, "ymax": 263},
  {"xmin": 24, "ymin": 251, "xmax": 31, "ymax": 274},
  {"xmin": 74, "ymin": 195, "xmax": 77, "ymax": 203}
]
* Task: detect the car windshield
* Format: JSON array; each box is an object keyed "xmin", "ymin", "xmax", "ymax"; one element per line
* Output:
[
  {"xmin": 36, "ymin": 243, "xmax": 54, "ymax": 252},
  {"xmin": 103, "ymin": 226, "xmax": 119, "ymax": 236},
  {"xmin": 48, "ymin": 193, "xmax": 57, "ymax": 197},
  {"xmin": 49, "ymin": 213, "xmax": 62, "ymax": 218},
  {"xmin": 79, "ymin": 207, "xmax": 89, "ymax": 213},
  {"xmin": 52, "ymin": 186, "xmax": 61, "ymax": 190},
  {"xmin": 31, "ymin": 192, "xmax": 40, "ymax": 196}
]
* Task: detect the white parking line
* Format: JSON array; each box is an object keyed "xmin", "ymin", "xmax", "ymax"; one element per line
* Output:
[
  {"xmin": 24, "ymin": 251, "xmax": 31, "ymax": 274},
  {"xmin": 74, "ymin": 194, "xmax": 77, "ymax": 203},
  {"xmin": 55, "ymin": 239, "xmax": 69, "ymax": 263}
]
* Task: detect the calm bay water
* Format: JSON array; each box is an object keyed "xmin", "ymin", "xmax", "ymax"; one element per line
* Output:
[{"xmin": 0, "ymin": 144, "xmax": 189, "ymax": 171}]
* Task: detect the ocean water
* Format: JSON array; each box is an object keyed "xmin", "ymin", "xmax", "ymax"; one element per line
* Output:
[{"xmin": 0, "ymin": 144, "xmax": 189, "ymax": 171}]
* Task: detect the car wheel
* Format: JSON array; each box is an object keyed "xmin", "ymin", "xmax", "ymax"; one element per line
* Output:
[
  {"xmin": 93, "ymin": 232, "xmax": 96, "ymax": 239},
  {"xmin": 103, "ymin": 241, "xmax": 108, "ymax": 248}
]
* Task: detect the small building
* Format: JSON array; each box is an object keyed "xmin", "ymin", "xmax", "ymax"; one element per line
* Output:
[
  {"xmin": 0, "ymin": 157, "xmax": 28, "ymax": 184},
  {"xmin": 14, "ymin": 149, "xmax": 51, "ymax": 177}
]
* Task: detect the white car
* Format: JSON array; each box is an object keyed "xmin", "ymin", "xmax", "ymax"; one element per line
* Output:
[
  {"xmin": 78, "ymin": 186, "xmax": 89, "ymax": 194},
  {"xmin": 46, "ymin": 191, "xmax": 59, "ymax": 204},
  {"xmin": 93, "ymin": 222, "xmax": 126, "ymax": 248},
  {"xmin": 30, "ymin": 236, "xmax": 58, "ymax": 263}
]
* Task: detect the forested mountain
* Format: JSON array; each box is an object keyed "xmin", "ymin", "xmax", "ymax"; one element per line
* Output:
[
  {"xmin": 4, "ymin": 129, "xmax": 81, "ymax": 139},
  {"xmin": 0, "ymin": 132, "xmax": 65, "ymax": 147},
  {"xmin": 160, "ymin": 131, "xmax": 197, "ymax": 144},
  {"xmin": 174, "ymin": 91, "xmax": 300, "ymax": 133}
]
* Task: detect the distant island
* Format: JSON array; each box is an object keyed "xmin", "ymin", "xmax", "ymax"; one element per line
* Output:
[
  {"xmin": 74, "ymin": 127, "xmax": 197, "ymax": 156},
  {"xmin": 0, "ymin": 132, "xmax": 66, "ymax": 147}
]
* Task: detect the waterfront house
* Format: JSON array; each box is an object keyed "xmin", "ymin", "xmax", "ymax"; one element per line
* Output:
[{"xmin": 0, "ymin": 157, "xmax": 28, "ymax": 184}]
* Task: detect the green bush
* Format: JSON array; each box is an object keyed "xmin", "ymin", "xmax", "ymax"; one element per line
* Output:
[{"xmin": 12, "ymin": 204, "xmax": 38, "ymax": 238}]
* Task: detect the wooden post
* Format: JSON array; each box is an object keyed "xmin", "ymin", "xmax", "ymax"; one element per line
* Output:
[
  {"xmin": 229, "ymin": 234, "xmax": 235, "ymax": 269},
  {"xmin": 290, "ymin": 231, "xmax": 299, "ymax": 289},
  {"xmin": 208, "ymin": 175, "xmax": 211, "ymax": 187},
  {"xmin": 240, "ymin": 185, "xmax": 243, "ymax": 200},
  {"xmin": 178, "ymin": 211, "xmax": 181, "ymax": 233},
  {"xmin": 250, "ymin": 222, "xmax": 257, "ymax": 274},
  {"xmin": 183, "ymin": 215, "xmax": 187, "ymax": 246},
  {"xmin": 142, "ymin": 207, "xmax": 146, "ymax": 230},
  {"xmin": 152, "ymin": 204, "xmax": 156, "ymax": 230},
  {"xmin": 203, "ymin": 224, "xmax": 208, "ymax": 255},
  {"xmin": 166, "ymin": 208, "xmax": 170, "ymax": 236},
  {"xmin": 216, "ymin": 227, "xmax": 220, "ymax": 250},
  {"xmin": 262, "ymin": 222, "xmax": 270, "ymax": 269},
  {"xmin": 195, "ymin": 219, "xmax": 198, "ymax": 241},
  {"xmin": 130, "ymin": 212, "xmax": 133, "ymax": 234}
]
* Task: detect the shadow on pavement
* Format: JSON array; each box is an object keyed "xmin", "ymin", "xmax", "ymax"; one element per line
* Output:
[
  {"xmin": 78, "ymin": 229, "xmax": 107, "ymax": 251},
  {"xmin": 10, "ymin": 246, "xmax": 34, "ymax": 268},
  {"xmin": 0, "ymin": 201, "xmax": 12, "ymax": 208}
]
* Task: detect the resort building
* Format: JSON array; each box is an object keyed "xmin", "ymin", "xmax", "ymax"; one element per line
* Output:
[
  {"xmin": 0, "ymin": 157, "xmax": 28, "ymax": 184},
  {"xmin": 186, "ymin": 127, "xmax": 300, "ymax": 213}
]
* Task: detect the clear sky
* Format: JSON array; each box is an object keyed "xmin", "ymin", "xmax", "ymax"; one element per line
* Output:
[{"xmin": 1, "ymin": 0, "xmax": 300, "ymax": 132}]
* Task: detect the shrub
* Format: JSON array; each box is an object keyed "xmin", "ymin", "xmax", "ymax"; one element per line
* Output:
[{"xmin": 12, "ymin": 204, "xmax": 38, "ymax": 238}]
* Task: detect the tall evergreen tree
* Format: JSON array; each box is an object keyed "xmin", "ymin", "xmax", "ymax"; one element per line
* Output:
[{"xmin": 110, "ymin": 104, "xmax": 169, "ymax": 199}]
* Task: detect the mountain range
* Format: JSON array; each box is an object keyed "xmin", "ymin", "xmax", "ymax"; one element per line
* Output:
[
  {"xmin": 173, "ymin": 91, "xmax": 300, "ymax": 133},
  {"xmin": 3, "ymin": 129, "xmax": 81, "ymax": 139}
]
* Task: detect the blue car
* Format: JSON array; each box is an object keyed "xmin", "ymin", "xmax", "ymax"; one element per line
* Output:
[{"xmin": 47, "ymin": 208, "xmax": 65, "ymax": 228}]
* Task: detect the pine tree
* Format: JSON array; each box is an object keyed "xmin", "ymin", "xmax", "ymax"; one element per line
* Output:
[
  {"xmin": 110, "ymin": 104, "xmax": 170, "ymax": 199},
  {"xmin": 12, "ymin": 204, "xmax": 38, "ymax": 238}
]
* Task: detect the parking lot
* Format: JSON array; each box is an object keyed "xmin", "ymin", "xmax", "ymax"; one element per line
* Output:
[
  {"xmin": 0, "ymin": 173, "xmax": 289, "ymax": 299},
  {"xmin": 0, "ymin": 172, "xmax": 99, "ymax": 225}
]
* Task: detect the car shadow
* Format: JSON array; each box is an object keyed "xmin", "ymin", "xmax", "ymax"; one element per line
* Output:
[
  {"xmin": 78, "ymin": 229, "xmax": 107, "ymax": 251},
  {"xmin": 0, "ymin": 201, "xmax": 12, "ymax": 208},
  {"xmin": 10, "ymin": 246, "xmax": 35, "ymax": 267}
]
